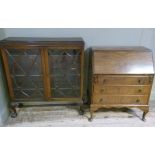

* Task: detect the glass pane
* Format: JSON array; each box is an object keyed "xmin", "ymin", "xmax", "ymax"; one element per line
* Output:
[
  {"xmin": 7, "ymin": 49, "xmax": 44, "ymax": 100},
  {"xmin": 48, "ymin": 49, "xmax": 81, "ymax": 98}
]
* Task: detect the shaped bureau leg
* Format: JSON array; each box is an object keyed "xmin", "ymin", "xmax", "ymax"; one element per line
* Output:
[
  {"xmin": 139, "ymin": 107, "xmax": 149, "ymax": 121},
  {"xmin": 142, "ymin": 110, "xmax": 148, "ymax": 121}
]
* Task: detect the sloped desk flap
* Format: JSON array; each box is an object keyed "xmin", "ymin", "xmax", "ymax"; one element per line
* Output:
[{"xmin": 93, "ymin": 47, "xmax": 154, "ymax": 74}]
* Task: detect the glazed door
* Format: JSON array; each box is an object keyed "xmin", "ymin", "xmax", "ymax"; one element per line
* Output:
[
  {"xmin": 2, "ymin": 48, "xmax": 45, "ymax": 101},
  {"xmin": 47, "ymin": 48, "xmax": 82, "ymax": 99}
]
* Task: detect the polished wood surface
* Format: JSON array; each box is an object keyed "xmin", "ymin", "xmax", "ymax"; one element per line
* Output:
[
  {"xmin": 93, "ymin": 47, "xmax": 154, "ymax": 74},
  {"xmin": 93, "ymin": 95, "xmax": 148, "ymax": 105},
  {"xmin": 94, "ymin": 75, "xmax": 153, "ymax": 85},
  {"xmin": 92, "ymin": 46, "xmax": 151, "ymax": 51},
  {"xmin": 94, "ymin": 85, "xmax": 151, "ymax": 95},
  {"xmin": 0, "ymin": 37, "xmax": 84, "ymax": 47},
  {"xmin": 90, "ymin": 47, "xmax": 154, "ymax": 121},
  {"xmin": 41, "ymin": 48, "xmax": 51, "ymax": 100}
]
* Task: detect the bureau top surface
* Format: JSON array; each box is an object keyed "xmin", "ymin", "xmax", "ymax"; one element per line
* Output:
[
  {"xmin": 93, "ymin": 47, "xmax": 154, "ymax": 74},
  {"xmin": 0, "ymin": 37, "xmax": 84, "ymax": 46}
]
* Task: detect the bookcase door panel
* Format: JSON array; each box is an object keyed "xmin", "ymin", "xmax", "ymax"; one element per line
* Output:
[
  {"xmin": 48, "ymin": 49, "xmax": 81, "ymax": 98},
  {"xmin": 6, "ymin": 48, "xmax": 44, "ymax": 100}
]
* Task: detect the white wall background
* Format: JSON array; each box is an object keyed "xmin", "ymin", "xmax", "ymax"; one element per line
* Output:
[
  {"xmin": 0, "ymin": 28, "xmax": 6, "ymax": 40},
  {"xmin": 3, "ymin": 28, "xmax": 154, "ymax": 48}
]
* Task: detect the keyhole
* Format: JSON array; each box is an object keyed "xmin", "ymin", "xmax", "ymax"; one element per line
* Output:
[{"xmin": 138, "ymin": 79, "xmax": 142, "ymax": 84}]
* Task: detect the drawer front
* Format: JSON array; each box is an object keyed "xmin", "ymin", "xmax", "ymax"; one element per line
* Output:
[
  {"xmin": 93, "ymin": 75, "xmax": 153, "ymax": 85},
  {"xmin": 93, "ymin": 85, "xmax": 151, "ymax": 95},
  {"xmin": 93, "ymin": 95, "xmax": 148, "ymax": 105}
]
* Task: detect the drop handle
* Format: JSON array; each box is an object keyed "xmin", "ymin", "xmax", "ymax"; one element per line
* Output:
[
  {"xmin": 138, "ymin": 89, "xmax": 142, "ymax": 93},
  {"xmin": 136, "ymin": 99, "xmax": 140, "ymax": 103}
]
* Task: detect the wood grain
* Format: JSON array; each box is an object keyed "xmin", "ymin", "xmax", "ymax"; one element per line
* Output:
[
  {"xmin": 94, "ymin": 75, "xmax": 153, "ymax": 85},
  {"xmin": 93, "ymin": 85, "xmax": 151, "ymax": 95},
  {"xmin": 0, "ymin": 37, "xmax": 84, "ymax": 47},
  {"xmin": 93, "ymin": 95, "xmax": 148, "ymax": 105},
  {"xmin": 93, "ymin": 48, "xmax": 154, "ymax": 74}
]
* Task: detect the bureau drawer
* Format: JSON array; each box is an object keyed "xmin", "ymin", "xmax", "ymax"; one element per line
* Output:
[
  {"xmin": 93, "ymin": 75, "xmax": 153, "ymax": 85},
  {"xmin": 93, "ymin": 85, "xmax": 151, "ymax": 95},
  {"xmin": 93, "ymin": 95, "xmax": 148, "ymax": 105}
]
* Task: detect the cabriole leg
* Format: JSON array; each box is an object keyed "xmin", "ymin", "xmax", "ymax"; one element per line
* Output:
[
  {"xmin": 139, "ymin": 107, "xmax": 149, "ymax": 121},
  {"xmin": 9, "ymin": 102, "xmax": 24, "ymax": 118},
  {"xmin": 142, "ymin": 111, "xmax": 148, "ymax": 121},
  {"xmin": 10, "ymin": 106, "xmax": 17, "ymax": 118}
]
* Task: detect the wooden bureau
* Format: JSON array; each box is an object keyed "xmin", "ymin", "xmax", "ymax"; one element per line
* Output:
[{"xmin": 89, "ymin": 47, "xmax": 154, "ymax": 121}]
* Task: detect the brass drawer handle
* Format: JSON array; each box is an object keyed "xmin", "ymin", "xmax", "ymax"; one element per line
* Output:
[
  {"xmin": 138, "ymin": 89, "xmax": 142, "ymax": 93},
  {"xmin": 136, "ymin": 99, "xmax": 140, "ymax": 103}
]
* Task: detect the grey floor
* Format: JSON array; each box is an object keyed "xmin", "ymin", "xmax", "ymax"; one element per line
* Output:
[{"xmin": 5, "ymin": 101, "xmax": 155, "ymax": 127}]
